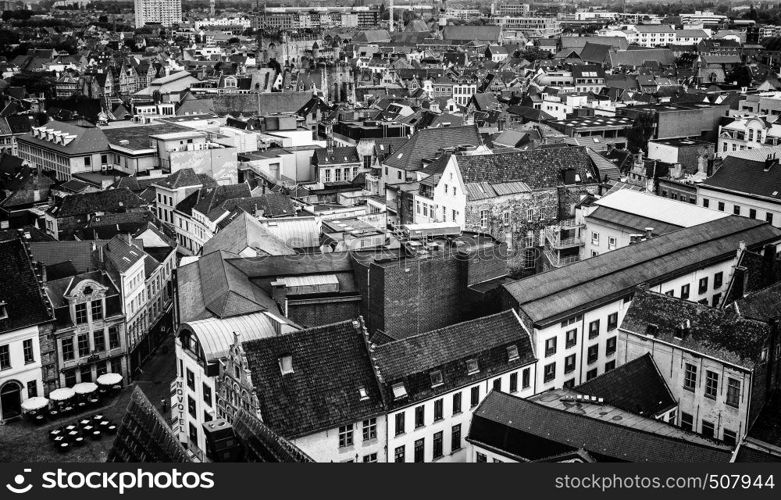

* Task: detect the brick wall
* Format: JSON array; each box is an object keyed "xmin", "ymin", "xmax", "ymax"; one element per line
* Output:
[{"xmin": 287, "ymin": 299, "xmax": 362, "ymax": 329}]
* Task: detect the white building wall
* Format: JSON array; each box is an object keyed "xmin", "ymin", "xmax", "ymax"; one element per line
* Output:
[
  {"xmin": 697, "ymin": 187, "xmax": 781, "ymax": 228},
  {"xmin": 387, "ymin": 365, "xmax": 536, "ymax": 463}
]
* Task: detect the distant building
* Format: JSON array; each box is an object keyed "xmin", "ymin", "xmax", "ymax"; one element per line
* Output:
[{"xmin": 134, "ymin": 0, "xmax": 182, "ymax": 28}]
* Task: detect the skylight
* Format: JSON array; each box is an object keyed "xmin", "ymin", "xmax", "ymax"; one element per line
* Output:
[
  {"xmin": 278, "ymin": 355, "xmax": 293, "ymax": 375},
  {"xmin": 392, "ymin": 382, "xmax": 407, "ymax": 399},
  {"xmin": 430, "ymin": 370, "xmax": 444, "ymax": 388}
]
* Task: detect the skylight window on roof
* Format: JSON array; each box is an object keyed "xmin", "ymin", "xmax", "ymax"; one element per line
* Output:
[
  {"xmin": 397, "ymin": 152, "xmax": 403, "ymax": 158},
  {"xmin": 392, "ymin": 382, "xmax": 407, "ymax": 399},
  {"xmin": 430, "ymin": 370, "xmax": 444, "ymax": 388},
  {"xmin": 466, "ymin": 358, "xmax": 479, "ymax": 375},
  {"xmin": 507, "ymin": 345, "xmax": 519, "ymax": 362},
  {"xmin": 278, "ymin": 355, "xmax": 294, "ymax": 375},
  {"xmin": 358, "ymin": 386, "xmax": 369, "ymax": 401}
]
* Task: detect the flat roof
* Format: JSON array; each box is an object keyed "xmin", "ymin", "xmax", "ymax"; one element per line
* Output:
[{"xmin": 593, "ymin": 190, "xmax": 728, "ymax": 228}]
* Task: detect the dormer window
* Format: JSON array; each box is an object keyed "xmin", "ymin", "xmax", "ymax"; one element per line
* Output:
[
  {"xmin": 507, "ymin": 345, "xmax": 519, "ymax": 362},
  {"xmin": 430, "ymin": 370, "xmax": 444, "ymax": 388},
  {"xmin": 278, "ymin": 355, "xmax": 293, "ymax": 375},
  {"xmin": 392, "ymin": 382, "xmax": 407, "ymax": 400},
  {"xmin": 466, "ymin": 358, "xmax": 479, "ymax": 375}
]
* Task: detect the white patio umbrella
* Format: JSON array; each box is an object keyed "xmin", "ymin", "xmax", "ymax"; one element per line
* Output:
[
  {"xmin": 48, "ymin": 387, "xmax": 75, "ymax": 402},
  {"xmin": 73, "ymin": 382, "xmax": 98, "ymax": 395},
  {"xmin": 96, "ymin": 373, "xmax": 122, "ymax": 386},
  {"xmin": 21, "ymin": 396, "xmax": 49, "ymax": 412}
]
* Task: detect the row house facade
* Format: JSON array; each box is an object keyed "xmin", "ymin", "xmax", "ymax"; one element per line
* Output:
[
  {"xmin": 618, "ymin": 289, "xmax": 781, "ymax": 445},
  {"xmin": 0, "ymin": 239, "xmax": 55, "ymax": 422},
  {"xmin": 413, "ymin": 147, "xmax": 602, "ymax": 274},
  {"xmin": 45, "ymin": 271, "xmax": 128, "ymax": 390},
  {"xmin": 501, "ymin": 217, "xmax": 781, "ymax": 393}
]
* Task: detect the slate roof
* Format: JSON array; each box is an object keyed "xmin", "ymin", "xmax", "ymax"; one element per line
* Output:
[
  {"xmin": 382, "ymin": 125, "xmax": 481, "ymax": 171},
  {"xmin": 621, "ymin": 290, "xmax": 771, "ymax": 369},
  {"xmin": 202, "ymin": 212, "xmax": 294, "ymax": 257},
  {"xmin": 0, "ymin": 239, "xmax": 53, "ymax": 334},
  {"xmin": 177, "ymin": 250, "xmax": 278, "ymax": 321},
  {"xmin": 468, "ymin": 390, "xmax": 732, "ymax": 463},
  {"xmin": 49, "ymin": 188, "xmax": 146, "ymax": 218},
  {"xmin": 103, "ymin": 235, "xmax": 146, "ymax": 274},
  {"xmin": 586, "ymin": 205, "xmax": 684, "ymax": 235},
  {"xmin": 242, "ymin": 319, "xmax": 384, "ymax": 439},
  {"xmin": 574, "ymin": 354, "xmax": 677, "ymax": 417},
  {"xmin": 610, "ymin": 49, "xmax": 675, "ymax": 68},
  {"xmin": 313, "ymin": 146, "xmax": 360, "ymax": 166},
  {"xmin": 373, "ymin": 310, "xmax": 535, "ymax": 407},
  {"xmin": 579, "ymin": 43, "xmax": 613, "ymax": 65},
  {"xmin": 29, "ymin": 240, "xmax": 108, "ymax": 273},
  {"xmin": 701, "ymin": 156, "xmax": 781, "ymax": 202},
  {"xmin": 176, "ymin": 183, "xmax": 251, "ymax": 220},
  {"xmin": 443, "ymin": 25, "xmax": 501, "ymax": 43},
  {"xmin": 503, "ymin": 216, "xmax": 781, "ymax": 326},
  {"xmin": 20, "ymin": 120, "xmax": 109, "ymax": 156}
]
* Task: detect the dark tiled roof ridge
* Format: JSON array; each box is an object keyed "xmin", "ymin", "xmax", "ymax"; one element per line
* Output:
[{"xmin": 483, "ymin": 390, "xmax": 731, "ymax": 457}]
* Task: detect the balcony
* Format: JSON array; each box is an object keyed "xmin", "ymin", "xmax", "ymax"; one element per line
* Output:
[
  {"xmin": 544, "ymin": 248, "xmax": 580, "ymax": 268},
  {"xmin": 544, "ymin": 220, "xmax": 584, "ymax": 250}
]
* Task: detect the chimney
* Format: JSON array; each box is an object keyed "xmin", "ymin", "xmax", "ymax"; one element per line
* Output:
[
  {"xmin": 644, "ymin": 227, "xmax": 654, "ymax": 239},
  {"xmin": 737, "ymin": 240, "xmax": 746, "ymax": 258},
  {"xmin": 732, "ymin": 265, "xmax": 748, "ymax": 299},
  {"xmin": 766, "ymin": 154, "xmax": 775, "ymax": 172},
  {"xmin": 763, "ymin": 243, "xmax": 777, "ymax": 283},
  {"xmin": 270, "ymin": 282, "xmax": 288, "ymax": 315}
]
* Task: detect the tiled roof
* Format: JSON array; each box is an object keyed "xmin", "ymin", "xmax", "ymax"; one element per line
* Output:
[
  {"xmin": 574, "ymin": 354, "xmax": 676, "ymax": 417},
  {"xmin": 621, "ymin": 290, "xmax": 771, "ymax": 369},
  {"xmin": 216, "ymin": 194, "xmax": 297, "ymax": 227},
  {"xmin": 154, "ymin": 168, "xmax": 215, "ymax": 190},
  {"xmin": 0, "ymin": 238, "xmax": 53, "ymax": 334},
  {"xmin": 468, "ymin": 390, "xmax": 731, "ymax": 463},
  {"xmin": 382, "ymin": 125, "xmax": 481, "ymax": 172},
  {"xmin": 503, "ymin": 217, "xmax": 781, "ymax": 326},
  {"xmin": 107, "ymin": 387, "xmax": 191, "ymax": 463},
  {"xmin": 733, "ymin": 281, "xmax": 781, "ymax": 323},
  {"xmin": 242, "ymin": 319, "xmax": 385, "ymax": 439},
  {"xmin": 452, "ymin": 146, "xmax": 599, "ymax": 190},
  {"xmin": 701, "ymin": 156, "xmax": 781, "ymax": 201},
  {"xmin": 49, "ymin": 188, "xmax": 146, "ymax": 218},
  {"xmin": 212, "ymin": 91, "xmax": 314, "ymax": 116},
  {"xmin": 232, "ymin": 409, "xmax": 314, "ymax": 462},
  {"xmin": 374, "ymin": 311, "xmax": 535, "ymax": 407}
]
